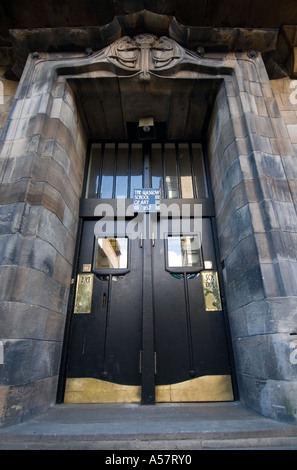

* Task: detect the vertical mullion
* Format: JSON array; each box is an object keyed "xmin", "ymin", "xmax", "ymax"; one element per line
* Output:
[
  {"xmin": 161, "ymin": 143, "xmax": 166, "ymax": 199},
  {"xmin": 143, "ymin": 142, "xmax": 151, "ymax": 188},
  {"xmin": 175, "ymin": 143, "xmax": 181, "ymax": 198},
  {"xmin": 128, "ymin": 143, "xmax": 132, "ymax": 199},
  {"xmin": 113, "ymin": 143, "xmax": 118, "ymax": 199}
]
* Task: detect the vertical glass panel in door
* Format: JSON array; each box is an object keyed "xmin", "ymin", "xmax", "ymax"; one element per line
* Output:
[
  {"xmin": 129, "ymin": 144, "xmax": 143, "ymax": 198},
  {"xmin": 164, "ymin": 144, "xmax": 179, "ymax": 198},
  {"xmin": 115, "ymin": 144, "xmax": 129, "ymax": 198},
  {"xmin": 178, "ymin": 144, "xmax": 194, "ymax": 199},
  {"xmin": 86, "ymin": 144, "xmax": 102, "ymax": 198},
  {"xmin": 151, "ymin": 144, "xmax": 164, "ymax": 196},
  {"xmin": 192, "ymin": 144, "xmax": 208, "ymax": 198},
  {"xmin": 101, "ymin": 144, "xmax": 115, "ymax": 198}
]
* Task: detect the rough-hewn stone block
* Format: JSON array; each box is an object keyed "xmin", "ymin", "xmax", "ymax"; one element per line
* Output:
[
  {"xmin": 0, "ymin": 339, "xmax": 62, "ymax": 386},
  {"xmin": 0, "ymin": 377, "xmax": 58, "ymax": 427},
  {"xmin": 0, "ymin": 301, "xmax": 65, "ymax": 341}
]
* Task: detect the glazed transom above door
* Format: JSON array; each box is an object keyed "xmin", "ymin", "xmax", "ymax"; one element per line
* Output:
[{"xmin": 85, "ymin": 142, "xmax": 208, "ymax": 200}]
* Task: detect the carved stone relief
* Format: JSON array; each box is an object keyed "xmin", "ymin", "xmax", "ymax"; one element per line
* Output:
[{"xmin": 107, "ymin": 34, "xmax": 183, "ymax": 80}]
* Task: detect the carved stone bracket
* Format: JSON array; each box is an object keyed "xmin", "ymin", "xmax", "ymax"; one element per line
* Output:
[
  {"xmin": 275, "ymin": 26, "xmax": 297, "ymax": 78},
  {"xmin": 107, "ymin": 34, "xmax": 183, "ymax": 80},
  {"xmin": 6, "ymin": 10, "xmax": 283, "ymax": 80}
]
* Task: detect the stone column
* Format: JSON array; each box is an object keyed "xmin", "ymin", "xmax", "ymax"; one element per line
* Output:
[
  {"xmin": 0, "ymin": 54, "xmax": 87, "ymax": 426},
  {"xmin": 207, "ymin": 52, "xmax": 297, "ymax": 423}
]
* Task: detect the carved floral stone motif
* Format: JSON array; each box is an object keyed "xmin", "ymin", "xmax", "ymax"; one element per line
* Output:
[{"xmin": 108, "ymin": 34, "xmax": 182, "ymax": 80}]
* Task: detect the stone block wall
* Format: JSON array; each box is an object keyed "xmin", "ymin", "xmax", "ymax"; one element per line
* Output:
[
  {"xmin": 0, "ymin": 55, "xmax": 87, "ymax": 426},
  {"xmin": 207, "ymin": 54, "xmax": 297, "ymax": 422}
]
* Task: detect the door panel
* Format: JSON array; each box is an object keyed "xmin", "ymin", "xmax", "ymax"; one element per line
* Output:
[
  {"xmin": 65, "ymin": 220, "xmax": 142, "ymax": 403},
  {"xmin": 153, "ymin": 218, "xmax": 233, "ymax": 401},
  {"xmin": 65, "ymin": 216, "xmax": 234, "ymax": 403}
]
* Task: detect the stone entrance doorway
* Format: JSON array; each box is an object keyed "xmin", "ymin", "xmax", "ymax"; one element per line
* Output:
[
  {"xmin": 1, "ymin": 33, "xmax": 297, "ymax": 426},
  {"xmin": 63, "ymin": 140, "xmax": 235, "ymax": 404}
]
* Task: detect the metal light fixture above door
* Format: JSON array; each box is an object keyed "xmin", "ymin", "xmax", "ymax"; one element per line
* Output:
[{"xmin": 137, "ymin": 117, "xmax": 156, "ymax": 140}]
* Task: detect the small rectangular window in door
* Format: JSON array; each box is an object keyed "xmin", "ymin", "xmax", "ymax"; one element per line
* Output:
[
  {"xmin": 166, "ymin": 235, "xmax": 203, "ymax": 273},
  {"xmin": 93, "ymin": 237, "xmax": 129, "ymax": 274}
]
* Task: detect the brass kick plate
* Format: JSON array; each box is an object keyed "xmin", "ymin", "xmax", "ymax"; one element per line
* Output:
[
  {"xmin": 64, "ymin": 375, "xmax": 233, "ymax": 403},
  {"xmin": 74, "ymin": 273, "xmax": 94, "ymax": 314},
  {"xmin": 202, "ymin": 271, "xmax": 222, "ymax": 311}
]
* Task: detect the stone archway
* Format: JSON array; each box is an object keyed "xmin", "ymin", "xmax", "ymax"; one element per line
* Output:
[{"xmin": 1, "ymin": 34, "xmax": 297, "ymax": 426}]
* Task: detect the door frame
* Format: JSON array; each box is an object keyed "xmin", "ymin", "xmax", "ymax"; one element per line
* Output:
[{"xmin": 57, "ymin": 141, "xmax": 238, "ymax": 404}]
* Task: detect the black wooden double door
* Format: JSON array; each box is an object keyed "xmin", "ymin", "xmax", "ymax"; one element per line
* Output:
[{"xmin": 64, "ymin": 214, "xmax": 234, "ymax": 404}]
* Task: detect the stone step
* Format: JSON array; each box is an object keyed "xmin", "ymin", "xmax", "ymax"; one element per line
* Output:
[
  {"xmin": 0, "ymin": 402, "xmax": 297, "ymax": 450},
  {"xmin": 1, "ymin": 433, "xmax": 297, "ymax": 450}
]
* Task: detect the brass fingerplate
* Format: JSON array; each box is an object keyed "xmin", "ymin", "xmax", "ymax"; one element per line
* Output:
[
  {"xmin": 202, "ymin": 271, "xmax": 222, "ymax": 311},
  {"xmin": 74, "ymin": 273, "xmax": 94, "ymax": 314}
]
